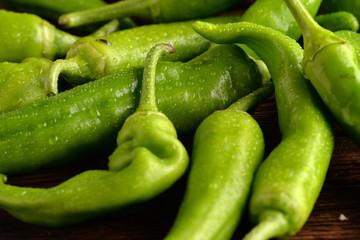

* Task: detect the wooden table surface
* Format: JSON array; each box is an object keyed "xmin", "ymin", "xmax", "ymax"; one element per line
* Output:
[{"xmin": 1, "ymin": 1, "xmax": 360, "ymax": 239}]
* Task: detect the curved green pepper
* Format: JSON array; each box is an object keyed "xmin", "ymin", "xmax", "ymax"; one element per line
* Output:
[
  {"xmin": 0, "ymin": 43, "xmax": 261, "ymax": 175},
  {"xmin": 315, "ymin": 11, "xmax": 359, "ymax": 32},
  {"xmin": 319, "ymin": 0, "xmax": 360, "ymax": 29},
  {"xmin": 0, "ymin": 58, "xmax": 52, "ymax": 113},
  {"xmin": 0, "ymin": 43, "xmax": 189, "ymax": 228},
  {"xmin": 58, "ymin": 0, "xmax": 240, "ymax": 28},
  {"xmin": 0, "ymin": 9, "xmax": 79, "ymax": 62},
  {"xmin": 193, "ymin": 18, "xmax": 334, "ymax": 239},
  {"xmin": 240, "ymin": 0, "xmax": 322, "ymax": 39},
  {"xmin": 164, "ymin": 82, "xmax": 274, "ymax": 240},
  {"xmin": 285, "ymin": 0, "xmax": 360, "ymax": 146},
  {"xmin": 45, "ymin": 15, "xmax": 242, "ymax": 95}
]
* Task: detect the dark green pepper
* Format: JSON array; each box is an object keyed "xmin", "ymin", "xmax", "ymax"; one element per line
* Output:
[
  {"xmin": 315, "ymin": 11, "xmax": 359, "ymax": 32},
  {"xmin": 0, "ymin": 9, "xmax": 79, "ymax": 62},
  {"xmin": 193, "ymin": 17, "xmax": 334, "ymax": 239},
  {"xmin": 0, "ymin": 43, "xmax": 189, "ymax": 228},
  {"xmin": 319, "ymin": 0, "xmax": 360, "ymax": 29},
  {"xmin": 285, "ymin": 0, "xmax": 360, "ymax": 146},
  {"xmin": 0, "ymin": 0, "xmax": 136, "ymax": 34},
  {"xmin": 0, "ymin": 43, "xmax": 261, "ymax": 175},
  {"xmin": 0, "ymin": 58, "xmax": 52, "ymax": 113},
  {"xmin": 45, "ymin": 15, "xmax": 242, "ymax": 95},
  {"xmin": 240, "ymin": 0, "xmax": 322, "ymax": 39},
  {"xmin": 0, "ymin": 0, "xmax": 107, "ymax": 21},
  {"xmin": 164, "ymin": 82, "xmax": 274, "ymax": 240},
  {"xmin": 58, "ymin": 0, "xmax": 241, "ymax": 28}
]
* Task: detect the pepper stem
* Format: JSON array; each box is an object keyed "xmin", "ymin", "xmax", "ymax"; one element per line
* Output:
[
  {"xmin": 243, "ymin": 210, "xmax": 289, "ymax": 240},
  {"xmin": 284, "ymin": 0, "xmax": 344, "ymax": 62},
  {"xmin": 59, "ymin": 0, "xmax": 156, "ymax": 28},
  {"xmin": 228, "ymin": 81, "xmax": 274, "ymax": 112},
  {"xmin": 137, "ymin": 43, "xmax": 176, "ymax": 112},
  {"xmin": 45, "ymin": 59, "xmax": 81, "ymax": 96}
]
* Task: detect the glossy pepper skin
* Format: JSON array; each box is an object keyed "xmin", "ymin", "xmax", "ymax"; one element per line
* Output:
[
  {"xmin": 58, "ymin": 0, "xmax": 241, "ymax": 28},
  {"xmin": 315, "ymin": 11, "xmax": 359, "ymax": 32},
  {"xmin": 164, "ymin": 82, "xmax": 274, "ymax": 240},
  {"xmin": 240, "ymin": 0, "xmax": 322, "ymax": 40},
  {"xmin": 193, "ymin": 19, "xmax": 334, "ymax": 239},
  {"xmin": 285, "ymin": 0, "xmax": 360, "ymax": 146},
  {"xmin": 0, "ymin": 10, "xmax": 79, "ymax": 62},
  {"xmin": 335, "ymin": 30, "xmax": 360, "ymax": 60},
  {"xmin": 319, "ymin": 0, "xmax": 360, "ymax": 29},
  {"xmin": 0, "ymin": 44, "xmax": 261, "ymax": 175},
  {"xmin": 0, "ymin": 58, "xmax": 52, "ymax": 113},
  {"xmin": 45, "ymin": 15, "xmax": 242, "ymax": 95},
  {"xmin": 0, "ymin": 44, "xmax": 189, "ymax": 228}
]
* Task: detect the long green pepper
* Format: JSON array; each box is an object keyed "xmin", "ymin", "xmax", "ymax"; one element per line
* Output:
[
  {"xmin": 58, "ymin": 0, "xmax": 241, "ymax": 28},
  {"xmin": 0, "ymin": 9, "xmax": 79, "ymax": 62},
  {"xmin": 0, "ymin": 43, "xmax": 189, "ymax": 228},
  {"xmin": 0, "ymin": 44, "xmax": 261, "ymax": 175},
  {"xmin": 164, "ymin": 82, "xmax": 274, "ymax": 240},
  {"xmin": 285, "ymin": 0, "xmax": 360, "ymax": 146},
  {"xmin": 193, "ymin": 19, "xmax": 334, "ymax": 239},
  {"xmin": 0, "ymin": 0, "xmax": 107, "ymax": 21},
  {"xmin": 45, "ymin": 15, "xmax": 242, "ymax": 95}
]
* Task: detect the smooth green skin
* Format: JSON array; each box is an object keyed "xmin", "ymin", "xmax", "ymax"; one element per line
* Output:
[
  {"xmin": 0, "ymin": 10, "xmax": 79, "ymax": 62},
  {"xmin": 164, "ymin": 82, "xmax": 274, "ymax": 240},
  {"xmin": 336, "ymin": 30, "xmax": 360, "ymax": 60},
  {"xmin": 320, "ymin": 0, "xmax": 360, "ymax": 29},
  {"xmin": 0, "ymin": 0, "xmax": 106, "ymax": 21},
  {"xmin": 46, "ymin": 15, "xmax": 242, "ymax": 95},
  {"xmin": 0, "ymin": 58, "xmax": 52, "ymax": 113},
  {"xmin": 285, "ymin": 0, "xmax": 360, "ymax": 146},
  {"xmin": 193, "ymin": 21, "xmax": 334, "ymax": 239},
  {"xmin": 0, "ymin": 44, "xmax": 261, "ymax": 175},
  {"xmin": 59, "ymin": 0, "xmax": 240, "ymax": 28},
  {"xmin": 0, "ymin": 44, "xmax": 189, "ymax": 228},
  {"xmin": 315, "ymin": 11, "xmax": 359, "ymax": 32},
  {"xmin": 240, "ymin": 0, "xmax": 322, "ymax": 40}
]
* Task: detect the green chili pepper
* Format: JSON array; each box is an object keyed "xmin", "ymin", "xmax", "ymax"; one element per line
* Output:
[
  {"xmin": 319, "ymin": 0, "xmax": 360, "ymax": 29},
  {"xmin": 0, "ymin": 43, "xmax": 189, "ymax": 228},
  {"xmin": 58, "ymin": 0, "xmax": 241, "ymax": 28},
  {"xmin": 240, "ymin": 0, "xmax": 322, "ymax": 39},
  {"xmin": 285, "ymin": 0, "xmax": 360, "ymax": 146},
  {"xmin": 315, "ymin": 11, "xmax": 359, "ymax": 32},
  {"xmin": 45, "ymin": 15, "xmax": 242, "ymax": 95},
  {"xmin": 0, "ymin": 0, "xmax": 107, "ymax": 21},
  {"xmin": 0, "ymin": 43, "xmax": 261, "ymax": 175},
  {"xmin": 0, "ymin": 58, "xmax": 52, "ymax": 113},
  {"xmin": 0, "ymin": 9, "xmax": 79, "ymax": 62},
  {"xmin": 164, "ymin": 82, "xmax": 274, "ymax": 240},
  {"xmin": 193, "ymin": 18, "xmax": 334, "ymax": 239}
]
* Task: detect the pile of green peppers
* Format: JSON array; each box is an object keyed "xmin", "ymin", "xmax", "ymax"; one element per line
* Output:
[{"xmin": 0, "ymin": 0, "xmax": 359, "ymax": 239}]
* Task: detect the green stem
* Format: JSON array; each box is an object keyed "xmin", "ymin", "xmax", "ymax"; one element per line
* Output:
[
  {"xmin": 137, "ymin": 43, "xmax": 176, "ymax": 112},
  {"xmin": 284, "ymin": 0, "xmax": 343, "ymax": 61},
  {"xmin": 59, "ymin": 0, "xmax": 156, "ymax": 28},
  {"xmin": 45, "ymin": 59, "xmax": 81, "ymax": 96},
  {"xmin": 228, "ymin": 81, "xmax": 274, "ymax": 112},
  {"xmin": 284, "ymin": 0, "xmax": 322, "ymax": 39},
  {"xmin": 243, "ymin": 210, "xmax": 289, "ymax": 240}
]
